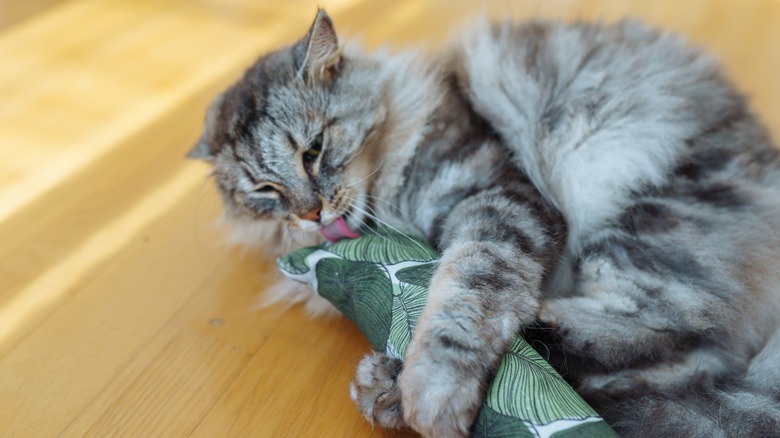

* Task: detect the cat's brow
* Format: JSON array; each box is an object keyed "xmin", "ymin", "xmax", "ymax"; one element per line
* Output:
[
  {"xmin": 260, "ymin": 106, "xmax": 283, "ymax": 131},
  {"xmin": 233, "ymin": 147, "xmax": 281, "ymax": 183},
  {"xmin": 238, "ymin": 161, "xmax": 259, "ymax": 181},
  {"xmin": 285, "ymin": 132, "xmax": 300, "ymax": 151}
]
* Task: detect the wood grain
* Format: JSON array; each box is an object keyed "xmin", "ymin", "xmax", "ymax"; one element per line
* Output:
[{"xmin": 0, "ymin": 0, "xmax": 778, "ymax": 436}]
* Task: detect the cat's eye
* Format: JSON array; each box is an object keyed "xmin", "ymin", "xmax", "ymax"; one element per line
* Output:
[
  {"xmin": 254, "ymin": 184, "xmax": 275, "ymax": 193},
  {"xmin": 304, "ymin": 133, "xmax": 324, "ymax": 162},
  {"xmin": 251, "ymin": 183, "xmax": 280, "ymax": 197}
]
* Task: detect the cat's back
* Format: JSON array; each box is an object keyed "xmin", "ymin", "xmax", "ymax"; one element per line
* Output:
[{"xmin": 452, "ymin": 19, "xmax": 779, "ymax": 242}]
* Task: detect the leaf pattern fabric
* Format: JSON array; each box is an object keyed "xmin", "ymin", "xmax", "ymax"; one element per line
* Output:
[
  {"xmin": 485, "ymin": 337, "xmax": 595, "ymax": 424},
  {"xmin": 278, "ymin": 228, "xmax": 617, "ymax": 437},
  {"xmin": 316, "ymin": 258, "xmax": 393, "ymax": 351}
]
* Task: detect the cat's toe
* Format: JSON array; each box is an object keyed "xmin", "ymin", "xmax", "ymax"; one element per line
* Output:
[
  {"xmin": 350, "ymin": 352, "xmax": 405, "ymax": 429},
  {"xmin": 399, "ymin": 354, "xmax": 482, "ymax": 438}
]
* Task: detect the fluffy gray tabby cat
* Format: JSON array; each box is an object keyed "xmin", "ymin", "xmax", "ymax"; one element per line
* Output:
[{"xmin": 188, "ymin": 9, "xmax": 780, "ymax": 437}]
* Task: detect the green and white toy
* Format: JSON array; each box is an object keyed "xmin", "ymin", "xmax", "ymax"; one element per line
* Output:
[{"xmin": 278, "ymin": 227, "xmax": 617, "ymax": 438}]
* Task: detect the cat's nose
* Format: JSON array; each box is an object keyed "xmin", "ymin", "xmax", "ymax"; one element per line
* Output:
[{"xmin": 301, "ymin": 207, "xmax": 321, "ymax": 222}]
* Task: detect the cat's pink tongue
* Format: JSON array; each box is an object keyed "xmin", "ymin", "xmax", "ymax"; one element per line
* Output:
[{"xmin": 320, "ymin": 216, "xmax": 361, "ymax": 242}]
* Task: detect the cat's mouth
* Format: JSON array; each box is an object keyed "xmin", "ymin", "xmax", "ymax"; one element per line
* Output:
[{"xmin": 320, "ymin": 214, "xmax": 361, "ymax": 242}]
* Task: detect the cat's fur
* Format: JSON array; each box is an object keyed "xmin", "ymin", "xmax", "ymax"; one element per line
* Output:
[{"xmin": 189, "ymin": 10, "xmax": 780, "ymax": 437}]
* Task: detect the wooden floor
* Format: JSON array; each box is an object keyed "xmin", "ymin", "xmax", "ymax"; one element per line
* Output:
[{"xmin": 1, "ymin": 0, "xmax": 778, "ymax": 436}]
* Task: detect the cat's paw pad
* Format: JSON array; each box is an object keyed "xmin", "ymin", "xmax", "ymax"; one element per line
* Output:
[
  {"xmin": 399, "ymin": 354, "xmax": 482, "ymax": 438},
  {"xmin": 350, "ymin": 352, "xmax": 405, "ymax": 429}
]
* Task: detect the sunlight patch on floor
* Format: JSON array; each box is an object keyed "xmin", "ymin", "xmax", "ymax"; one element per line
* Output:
[{"xmin": 0, "ymin": 165, "xmax": 201, "ymax": 352}]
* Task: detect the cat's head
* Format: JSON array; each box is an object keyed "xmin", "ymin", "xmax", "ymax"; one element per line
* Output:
[{"xmin": 189, "ymin": 9, "xmax": 430, "ymax": 240}]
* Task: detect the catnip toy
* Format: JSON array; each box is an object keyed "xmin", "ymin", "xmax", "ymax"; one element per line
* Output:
[{"xmin": 278, "ymin": 227, "xmax": 617, "ymax": 438}]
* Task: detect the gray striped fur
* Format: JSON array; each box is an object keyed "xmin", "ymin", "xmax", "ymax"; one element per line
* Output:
[{"xmin": 190, "ymin": 10, "xmax": 780, "ymax": 437}]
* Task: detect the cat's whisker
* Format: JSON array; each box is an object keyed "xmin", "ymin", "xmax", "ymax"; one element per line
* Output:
[
  {"xmin": 325, "ymin": 195, "xmax": 392, "ymax": 244},
  {"xmin": 282, "ymin": 226, "xmax": 296, "ymax": 254},
  {"xmin": 347, "ymin": 201, "xmax": 430, "ymax": 255},
  {"xmin": 346, "ymin": 196, "xmax": 398, "ymax": 224},
  {"xmin": 365, "ymin": 194, "xmax": 401, "ymax": 213},
  {"xmin": 345, "ymin": 192, "xmax": 402, "ymax": 218},
  {"xmin": 343, "ymin": 194, "xmax": 370, "ymax": 209},
  {"xmin": 347, "ymin": 159, "xmax": 385, "ymax": 188},
  {"xmin": 344, "ymin": 196, "xmax": 382, "ymax": 223},
  {"xmin": 377, "ymin": 130, "xmax": 414, "ymax": 143},
  {"xmin": 359, "ymin": 221, "xmax": 393, "ymax": 243},
  {"xmin": 286, "ymin": 227, "xmax": 312, "ymax": 248}
]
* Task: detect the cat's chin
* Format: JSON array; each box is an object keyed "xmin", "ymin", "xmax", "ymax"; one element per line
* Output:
[{"xmin": 222, "ymin": 216, "xmax": 324, "ymax": 259}]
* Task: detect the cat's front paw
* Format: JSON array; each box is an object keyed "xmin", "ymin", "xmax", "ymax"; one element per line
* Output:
[
  {"xmin": 399, "ymin": 347, "xmax": 483, "ymax": 438},
  {"xmin": 350, "ymin": 352, "xmax": 406, "ymax": 429}
]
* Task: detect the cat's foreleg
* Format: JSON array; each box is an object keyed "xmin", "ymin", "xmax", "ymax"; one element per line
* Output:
[{"xmin": 399, "ymin": 192, "xmax": 556, "ymax": 437}]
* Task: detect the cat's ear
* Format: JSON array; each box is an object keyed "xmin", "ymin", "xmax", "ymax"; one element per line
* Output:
[
  {"xmin": 187, "ymin": 135, "xmax": 211, "ymax": 161},
  {"xmin": 187, "ymin": 93, "xmax": 224, "ymax": 161},
  {"xmin": 294, "ymin": 9, "xmax": 341, "ymax": 83}
]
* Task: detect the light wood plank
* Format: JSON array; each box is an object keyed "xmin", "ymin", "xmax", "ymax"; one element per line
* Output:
[
  {"xmin": 0, "ymin": 174, "xmax": 225, "ymax": 435},
  {"xmin": 190, "ymin": 306, "xmax": 416, "ymax": 437},
  {"xmin": 0, "ymin": 0, "xmax": 310, "ymax": 354},
  {"xmin": 0, "ymin": 0, "xmax": 72, "ymax": 31},
  {"xmin": 59, "ymin": 256, "xmax": 282, "ymax": 437}
]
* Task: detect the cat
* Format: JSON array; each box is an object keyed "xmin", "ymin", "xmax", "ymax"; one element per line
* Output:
[{"xmin": 188, "ymin": 9, "xmax": 780, "ymax": 437}]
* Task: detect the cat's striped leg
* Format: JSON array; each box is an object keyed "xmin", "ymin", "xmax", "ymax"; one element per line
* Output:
[
  {"xmin": 398, "ymin": 190, "xmax": 563, "ymax": 437},
  {"xmin": 538, "ymin": 246, "xmax": 743, "ymax": 372}
]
